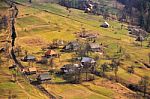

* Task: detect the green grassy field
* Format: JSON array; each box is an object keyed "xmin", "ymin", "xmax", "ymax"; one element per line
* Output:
[{"xmin": 16, "ymin": 0, "xmax": 149, "ymax": 98}]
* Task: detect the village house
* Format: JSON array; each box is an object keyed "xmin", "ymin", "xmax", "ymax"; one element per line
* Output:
[
  {"xmin": 61, "ymin": 64, "xmax": 81, "ymax": 74},
  {"xmin": 37, "ymin": 73, "xmax": 51, "ymax": 83},
  {"xmin": 62, "ymin": 41, "xmax": 79, "ymax": 52},
  {"xmin": 45, "ymin": 50, "xmax": 58, "ymax": 58},
  {"xmin": 48, "ymin": 39, "xmax": 65, "ymax": 49}
]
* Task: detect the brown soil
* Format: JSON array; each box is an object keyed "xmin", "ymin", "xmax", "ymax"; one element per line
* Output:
[{"xmin": 19, "ymin": 37, "xmax": 46, "ymax": 46}]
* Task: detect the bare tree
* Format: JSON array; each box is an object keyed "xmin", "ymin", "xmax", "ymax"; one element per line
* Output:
[
  {"xmin": 49, "ymin": 58, "xmax": 54, "ymax": 68},
  {"xmin": 74, "ymin": 67, "xmax": 82, "ymax": 83},
  {"xmin": 147, "ymin": 40, "xmax": 150, "ymax": 47},
  {"xmin": 25, "ymin": 50, "xmax": 28, "ymax": 56},
  {"xmin": 15, "ymin": 46, "xmax": 21, "ymax": 57},
  {"xmin": 112, "ymin": 59, "xmax": 120, "ymax": 82},
  {"xmin": 84, "ymin": 64, "xmax": 90, "ymax": 81},
  {"xmin": 0, "ymin": 54, "xmax": 2, "ymax": 67},
  {"xmin": 139, "ymin": 76, "xmax": 149, "ymax": 97},
  {"xmin": 148, "ymin": 53, "xmax": 150, "ymax": 64},
  {"xmin": 8, "ymin": 90, "xmax": 12, "ymax": 99},
  {"xmin": 101, "ymin": 63, "xmax": 108, "ymax": 77}
]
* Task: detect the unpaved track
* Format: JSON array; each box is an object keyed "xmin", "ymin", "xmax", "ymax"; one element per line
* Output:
[{"xmin": 5, "ymin": 0, "xmax": 57, "ymax": 99}]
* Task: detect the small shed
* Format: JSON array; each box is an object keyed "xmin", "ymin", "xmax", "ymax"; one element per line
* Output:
[
  {"xmin": 37, "ymin": 73, "xmax": 51, "ymax": 83},
  {"xmin": 81, "ymin": 57, "xmax": 96, "ymax": 66},
  {"xmin": 22, "ymin": 67, "xmax": 37, "ymax": 75},
  {"xmin": 85, "ymin": 8, "xmax": 91, "ymax": 13},
  {"xmin": 136, "ymin": 35, "xmax": 144, "ymax": 41},
  {"xmin": 100, "ymin": 21, "xmax": 110, "ymax": 28},
  {"xmin": 88, "ymin": 43, "xmax": 101, "ymax": 52},
  {"xmin": 28, "ymin": 67, "xmax": 37, "ymax": 74},
  {"xmin": 86, "ymin": 34, "xmax": 97, "ymax": 40},
  {"xmin": 79, "ymin": 33, "xmax": 97, "ymax": 39},
  {"xmin": 45, "ymin": 50, "xmax": 57, "ymax": 58},
  {"xmin": 23, "ymin": 55, "xmax": 36, "ymax": 62},
  {"xmin": 36, "ymin": 57, "xmax": 48, "ymax": 64}
]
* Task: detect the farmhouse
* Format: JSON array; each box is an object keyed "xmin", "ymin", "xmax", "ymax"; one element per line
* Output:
[
  {"xmin": 61, "ymin": 64, "xmax": 81, "ymax": 74},
  {"xmin": 37, "ymin": 73, "xmax": 51, "ymax": 83},
  {"xmin": 63, "ymin": 41, "xmax": 79, "ymax": 51}
]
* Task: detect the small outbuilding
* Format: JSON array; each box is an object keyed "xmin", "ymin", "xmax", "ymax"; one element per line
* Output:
[
  {"xmin": 22, "ymin": 67, "xmax": 37, "ymax": 75},
  {"xmin": 100, "ymin": 21, "xmax": 110, "ymax": 28},
  {"xmin": 23, "ymin": 55, "xmax": 36, "ymax": 62},
  {"xmin": 136, "ymin": 35, "xmax": 144, "ymax": 41},
  {"xmin": 45, "ymin": 50, "xmax": 58, "ymax": 58},
  {"xmin": 81, "ymin": 57, "xmax": 96, "ymax": 66},
  {"xmin": 28, "ymin": 67, "xmax": 37, "ymax": 74},
  {"xmin": 79, "ymin": 33, "xmax": 97, "ymax": 40},
  {"xmin": 88, "ymin": 43, "xmax": 101, "ymax": 52}
]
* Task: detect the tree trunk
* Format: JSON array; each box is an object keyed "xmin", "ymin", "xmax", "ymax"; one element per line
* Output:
[
  {"xmin": 86, "ymin": 70, "xmax": 88, "ymax": 81},
  {"xmin": 143, "ymin": 85, "xmax": 147, "ymax": 97},
  {"xmin": 115, "ymin": 71, "xmax": 118, "ymax": 82},
  {"xmin": 141, "ymin": 41, "xmax": 143, "ymax": 47}
]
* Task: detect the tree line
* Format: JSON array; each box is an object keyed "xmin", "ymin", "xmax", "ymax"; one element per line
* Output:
[{"xmin": 117, "ymin": 0, "xmax": 150, "ymax": 32}]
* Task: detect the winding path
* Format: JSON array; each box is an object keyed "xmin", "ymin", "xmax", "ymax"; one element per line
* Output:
[{"xmin": 5, "ymin": 0, "xmax": 56, "ymax": 99}]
